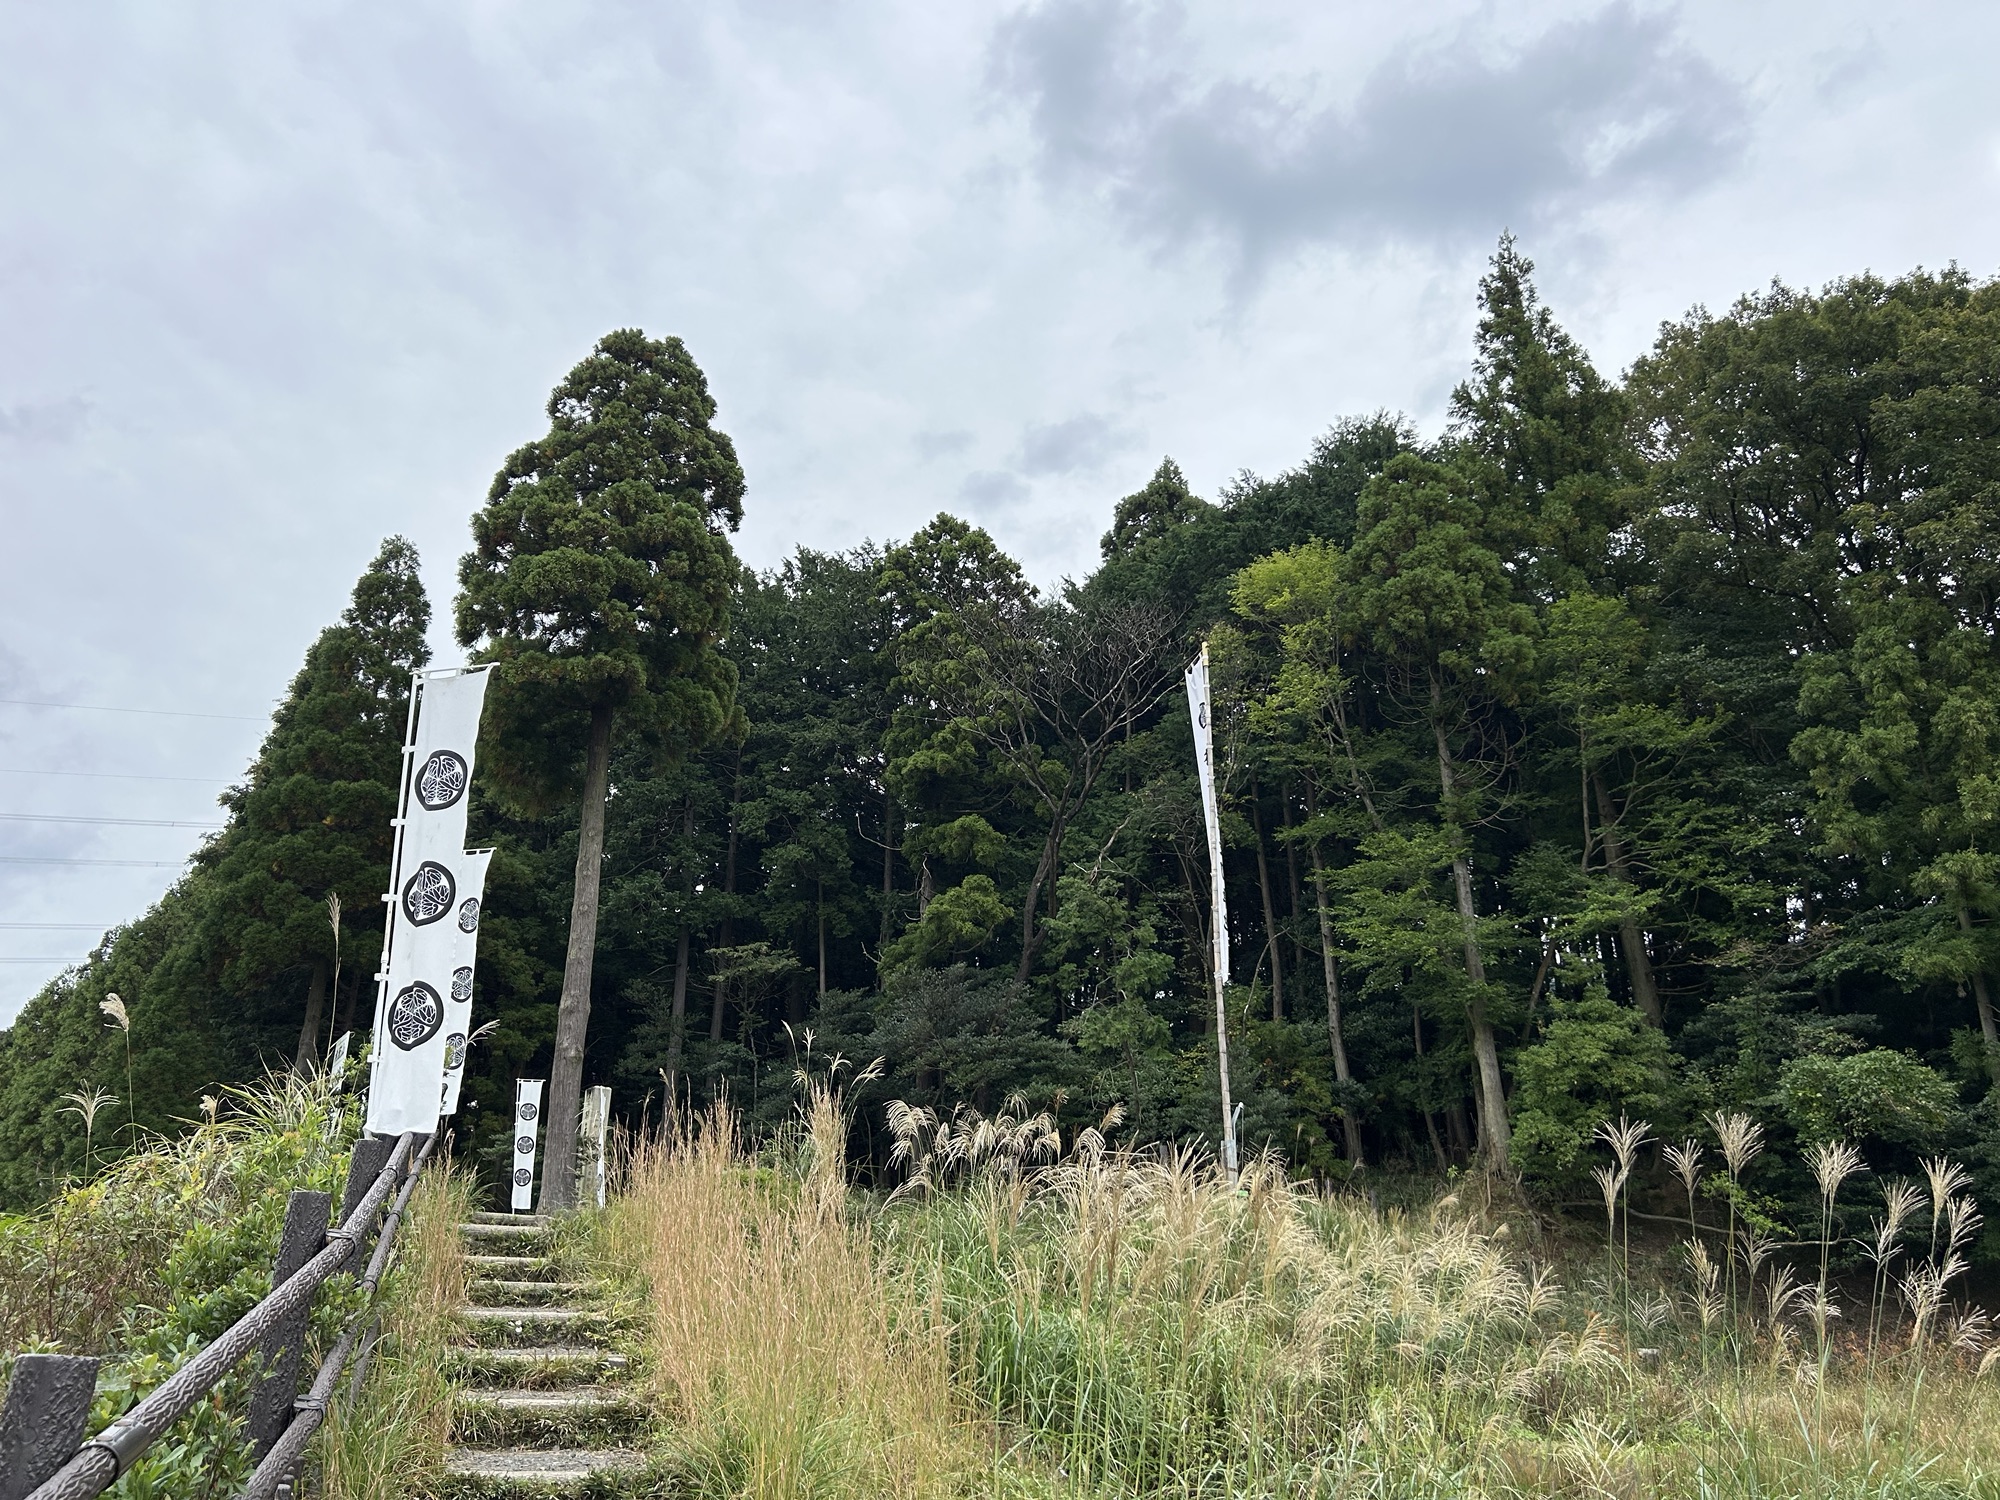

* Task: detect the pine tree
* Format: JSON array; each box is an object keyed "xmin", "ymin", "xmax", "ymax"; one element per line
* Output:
[{"xmin": 456, "ymin": 330, "xmax": 746, "ymax": 1209}]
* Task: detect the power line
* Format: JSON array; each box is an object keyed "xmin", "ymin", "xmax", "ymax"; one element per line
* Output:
[
  {"xmin": 0, "ymin": 697, "xmax": 263, "ymax": 723},
  {"xmin": 0, "ymin": 957, "xmax": 86, "ymax": 963},
  {"xmin": 0, "ymin": 813, "xmax": 224, "ymax": 829},
  {"xmin": 0, "ymin": 923, "xmax": 111, "ymax": 930},
  {"xmin": 0, "ymin": 767, "xmax": 232, "ymax": 784},
  {"xmin": 0, "ymin": 856, "xmax": 182, "ymax": 867}
]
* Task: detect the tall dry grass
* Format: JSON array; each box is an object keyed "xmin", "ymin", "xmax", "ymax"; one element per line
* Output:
[
  {"xmin": 609, "ymin": 1082, "xmax": 2000, "ymax": 1499},
  {"xmin": 891, "ymin": 1106, "xmax": 2000, "ymax": 1499},
  {"xmin": 608, "ymin": 1083, "xmax": 978, "ymax": 1499}
]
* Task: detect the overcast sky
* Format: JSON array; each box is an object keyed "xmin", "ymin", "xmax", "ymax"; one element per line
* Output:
[{"xmin": 2, "ymin": 0, "xmax": 1996, "ymax": 1023}]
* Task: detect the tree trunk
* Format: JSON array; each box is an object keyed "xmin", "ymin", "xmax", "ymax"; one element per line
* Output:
[
  {"xmin": 663, "ymin": 797, "xmax": 694, "ymax": 1107},
  {"xmin": 1957, "ymin": 907, "xmax": 2000, "ymax": 1084},
  {"xmin": 1447, "ymin": 1098, "xmax": 1474, "ymax": 1159},
  {"xmin": 333, "ymin": 965, "xmax": 356, "ymax": 1045},
  {"xmin": 1434, "ymin": 714, "xmax": 1510, "ymax": 1172},
  {"xmin": 1307, "ymin": 828, "xmax": 1365, "ymax": 1165},
  {"xmin": 1251, "ymin": 792, "xmax": 1284, "ymax": 1021},
  {"xmin": 1280, "ymin": 787, "xmax": 1304, "ymax": 991},
  {"xmin": 879, "ymin": 789, "xmax": 895, "ymax": 948},
  {"xmin": 1016, "ymin": 833, "xmax": 1058, "ymax": 983},
  {"xmin": 540, "ymin": 701, "xmax": 614, "ymax": 1213},
  {"xmin": 710, "ymin": 796, "xmax": 738, "ymax": 1044},
  {"xmin": 1414, "ymin": 1003, "xmax": 1448, "ymax": 1169},
  {"xmin": 664, "ymin": 926, "xmax": 690, "ymax": 1107},
  {"xmin": 817, "ymin": 879, "xmax": 828, "ymax": 999},
  {"xmin": 1591, "ymin": 773, "xmax": 1662, "ymax": 1026},
  {"xmin": 292, "ymin": 960, "xmax": 328, "ymax": 1078}
]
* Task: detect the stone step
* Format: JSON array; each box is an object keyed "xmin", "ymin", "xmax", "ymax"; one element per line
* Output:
[
  {"xmin": 469, "ymin": 1280, "xmax": 594, "ymax": 1308},
  {"xmin": 458, "ymin": 1387, "xmax": 631, "ymax": 1412},
  {"xmin": 466, "ymin": 1211, "xmax": 551, "ymax": 1226},
  {"xmin": 446, "ymin": 1345, "xmax": 630, "ymax": 1389},
  {"xmin": 453, "ymin": 1387, "xmax": 646, "ymax": 1447},
  {"xmin": 460, "ymin": 1221, "xmax": 553, "ymax": 1246},
  {"xmin": 459, "ymin": 1305, "xmax": 611, "ymax": 1348},
  {"xmin": 437, "ymin": 1447, "xmax": 645, "ymax": 1495},
  {"xmin": 464, "ymin": 1254, "xmax": 555, "ymax": 1280}
]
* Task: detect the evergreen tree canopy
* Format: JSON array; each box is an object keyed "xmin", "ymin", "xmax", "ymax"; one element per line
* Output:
[
  {"xmin": 456, "ymin": 328, "xmax": 747, "ymax": 806},
  {"xmin": 455, "ymin": 327, "xmax": 747, "ymax": 1209}
]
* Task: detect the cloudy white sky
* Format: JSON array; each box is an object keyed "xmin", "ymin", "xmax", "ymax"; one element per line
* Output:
[{"xmin": 2, "ymin": 0, "xmax": 1996, "ymax": 1022}]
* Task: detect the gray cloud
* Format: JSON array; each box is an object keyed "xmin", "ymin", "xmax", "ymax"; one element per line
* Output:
[
  {"xmin": 959, "ymin": 470, "xmax": 1033, "ymax": 510},
  {"xmin": 0, "ymin": 396, "xmax": 92, "ymax": 443},
  {"xmin": 1017, "ymin": 411, "xmax": 1128, "ymax": 475},
  {"xmin": 990, "ymin": 1, "xmax": 1749, "ymax": 266},
  {"xmin": 915, "ymin": 428, "xmax": 975, "ymax": 460}
]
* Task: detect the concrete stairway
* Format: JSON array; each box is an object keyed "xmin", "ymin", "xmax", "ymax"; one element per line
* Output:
[{"xmin": 437, "ymin": 1213, "xmax": 645, "ymax": 1495}]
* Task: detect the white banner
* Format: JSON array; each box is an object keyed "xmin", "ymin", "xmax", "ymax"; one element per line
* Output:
[
  {"xmin": 1185, "ymin": 647, "xmax": 1229, "ymax": 991},
  {"xmin": 404, "ymin": 667, "xmax": 490, "ymax": 865},
  {"xmin": 366, "ymin": 667, "xmax": 493, "ymax": 1137},
  {"xmin": 1186, "ymin": 644, "xmax": 1238, "ymax": 1176},
  {"xmin": 512, "ymin": 1079, "xmax": 544, "ymax": 1212},
  {"xmin": 439, "ymin": 847, "xmax": 495, "ymax": 1116}
]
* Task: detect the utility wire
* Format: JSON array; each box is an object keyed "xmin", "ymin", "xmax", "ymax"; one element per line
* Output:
[
  {"xmin": 0, "ymin": 957, "xmax": 87, "ymax": 963},
  {"xmin": 0, "ymin": 813, "xmax": 224, "ymax": 829},
  {"xmin": 0, "ymin": 922, "xmax": 111, "ymax": 930},
  {"xmin": 0, "ymin": 696, "xmax": 263, "ymax": 722},
  {"xmin": 0, "ymin": 767, "xmax": 233, "ymax": 783},
  {"xmin": 0, "ymin": 856, "xmax": 182, "ymax": 867}
]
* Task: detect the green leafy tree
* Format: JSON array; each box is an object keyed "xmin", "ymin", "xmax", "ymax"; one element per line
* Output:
[
  {"xmin": 456, "ymin": 329, "xmax": 746, "ymax": 1208},
  {"xmin": 1341, "ymin": 452, "xmax": 1536, "ymax": 1169}
]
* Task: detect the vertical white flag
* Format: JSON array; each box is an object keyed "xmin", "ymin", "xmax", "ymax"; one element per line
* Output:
[
  {"xmin": 512, "ymin": 1078, "xmax": 544, "ymax": 1213},
  {"xmin": 1186, "ymin": 644, "xmax": 1239, "ymax": 1178},
  {"xmin": 438, "ymin": 847, "xmax": 495, "ymax": 1116},
  {"xmin": 367, "ymin": 667, "xmax": 493, "ymax": 1137}
]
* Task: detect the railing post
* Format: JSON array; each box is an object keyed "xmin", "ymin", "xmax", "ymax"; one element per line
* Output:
[
  {"xmin": 246, "ymin": 1190, "xmax": 330, "ymax": 1459},
  {"xmin": 339, "ymin": 1134, "xmax": 396, "ymax": 1259},
  {"xmin": 0, "ymin": 1355, "xmax": 100, "ymax": 1500}
]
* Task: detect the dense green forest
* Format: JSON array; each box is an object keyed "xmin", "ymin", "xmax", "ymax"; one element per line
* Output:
[{"xmin": 8, "ymin": 242, "xmax": 2000, "ymax": 1241}]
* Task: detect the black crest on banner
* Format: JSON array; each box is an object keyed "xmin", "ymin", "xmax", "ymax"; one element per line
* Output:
[
  {"xmin": 402, "ymin": 862, "xmax": 456, "ymax": 925},
  {"xmin": 387, "ymin": 981, "xmax": 444, "ymax": 1051},
  {"xmin": 417, "ymin": 749, "xmax": 469, "ymax": 811}
]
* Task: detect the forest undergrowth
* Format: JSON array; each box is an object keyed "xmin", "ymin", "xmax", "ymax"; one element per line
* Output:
[{"xmin": 602, "ymin": 1081, "xmax": 2000, "ymax": 1500}]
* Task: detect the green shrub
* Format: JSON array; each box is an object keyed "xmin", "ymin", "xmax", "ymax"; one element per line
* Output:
[
  {"xmin": 1778, "ymin": 1047, "xmax": 1961, "ymax": 1148},
  {"xmin": 1507, "ymin": 994, "xmax": 1677, "ymax": 1187}
]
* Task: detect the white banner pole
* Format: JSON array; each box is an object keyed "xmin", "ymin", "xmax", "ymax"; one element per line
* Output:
[
  {"xmin": 512, "ymin": 1079, "xmax": 544, "ymax": 1213},
  {"xmin": 1186, "ymin": 642, "xmax": 1239, "ymax": 1184},
  {"xmin": 365, "ymin": 674, "xmax": 424, "ymax": 1124}
]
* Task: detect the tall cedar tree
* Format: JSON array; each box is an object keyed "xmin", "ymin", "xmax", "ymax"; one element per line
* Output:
[
  {"xmin": 456, "ymin": 330, "xmax": 746, "ymax": 1210},
  {"xmin": 197, "ymin": 536, "xmax": 430, "ymax": 1071}
]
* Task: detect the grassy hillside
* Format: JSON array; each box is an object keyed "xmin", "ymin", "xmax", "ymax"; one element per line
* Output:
[{"xmin": 593, "ymin": 1086, "xmax": 2000, "ymax": 1500}]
